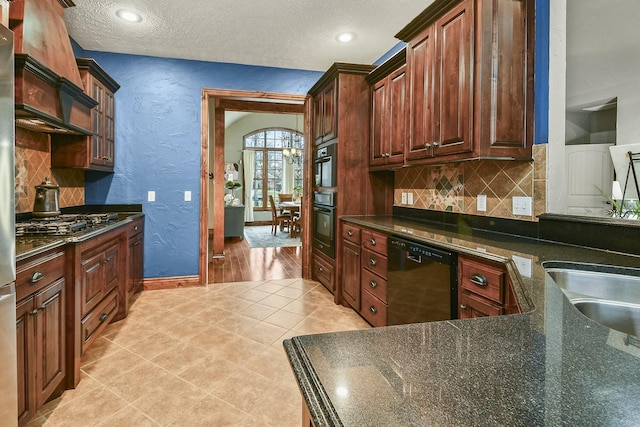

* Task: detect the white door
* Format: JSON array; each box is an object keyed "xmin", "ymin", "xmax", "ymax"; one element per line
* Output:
[{"xmin": 565, "ymin": 144, "xmax": 614, "ymax": 217}]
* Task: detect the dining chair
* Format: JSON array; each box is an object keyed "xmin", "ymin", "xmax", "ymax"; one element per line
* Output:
[
  {"xmin": 291, "ymin": 212, "xmax": 302, "ymax": 238},
  {"xmin": 269, "ymin": 195, "xmax": 291, "ymax": 235},
  {"xmin": 278, "ymin": 193, "xmax": 293, "ymax": 215}
]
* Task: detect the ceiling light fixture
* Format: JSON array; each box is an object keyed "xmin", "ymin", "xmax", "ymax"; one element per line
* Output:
[
  {"xmin": 116, "ymin": 9, "xmax": 143, "ymax": 23},
  {"xmin": 336, "ymin": 32, "xmax": 355, "ymax": 43}
]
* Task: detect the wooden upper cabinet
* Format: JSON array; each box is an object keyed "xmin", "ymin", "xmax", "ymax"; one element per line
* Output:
[
  {"xmin": 313, "ymin": 78, "xmax": 338, "ymax": 145},
  {"xmin": 367, "ymin": 50, "xmax": 407, "ymax": 168},
  {"xmin": 432, "ymin": 0, "xmax": 472, "ymax": 157},
  {"xmin": 397, "ymin": 0, "xmax": 534, "ymax": 164},
  {"xmin": 51, "ymin": 58, "xmax": 120, "ymax": 171}
]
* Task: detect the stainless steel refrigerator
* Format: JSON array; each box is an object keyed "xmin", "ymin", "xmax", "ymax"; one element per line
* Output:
[{"xmin": 0, "ymin": 20, "xmax": 17, "ymax": 427}]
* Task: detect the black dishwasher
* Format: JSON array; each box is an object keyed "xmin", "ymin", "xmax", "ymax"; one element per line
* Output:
[{"xmin": 387, "ymin": 237, "xmax": 457, "ymax": 325}]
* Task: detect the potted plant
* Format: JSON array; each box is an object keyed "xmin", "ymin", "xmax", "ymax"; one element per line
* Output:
[{"xmin": 225, "ymin": 180, "xmax": 242, "ymax": 206}]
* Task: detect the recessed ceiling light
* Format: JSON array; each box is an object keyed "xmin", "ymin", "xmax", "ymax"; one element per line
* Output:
[
  {"xmin": 116, "ymin": 9, "xmax": 143, "ymax": 23},
  {"xmin": 336, "ymin": 32, "xmax": 355, "ymax": 43}
]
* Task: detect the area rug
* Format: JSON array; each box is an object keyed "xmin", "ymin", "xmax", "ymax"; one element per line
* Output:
[{"xmin": 243, "ymin": 225, "xmax": 301, "ymax": 248}]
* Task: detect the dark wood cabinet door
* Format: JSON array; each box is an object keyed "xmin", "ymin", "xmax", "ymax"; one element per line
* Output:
[
  {"xmin": 433, "ymin": 0, "xmax": 473, "ymax": 157},
  {"xmin": 458, "ymin": 290, "xmax": 503, "ymax": 319},
  {"xmin": 321, "ymin": 79, "xmax": 337, "ymax": 142},
  {"xmin": 388, "ymin": 65, "xmax": 407, "ymax": 164},
  {"xmin": 34, "ymin": 278, "xmax": 65, "ymax": 406},
  {"xmin": 81, "ymin": 251, "xmax": 104, "ymax": 317},
  {"xmin": 341, "ymin": 240, "xmax": 361, "ymax": 310},
  {"xmin": 90, "ymin": 80, "xmax": 105, "ymax": 167},
  {"xmin": 370, "ymin": 79, "xmax": 387, "ymax": 166},
  {"xmin": 475, "ymin": 0, "xmax": 532, "ymax": 158},
  {"xmin": 313, "ymin": 94, "xmax": 323, "ymax": 144},
  {"xmin": 103, "ymin": 243, "xmax": 120, "ymax": 294},
  {"xmin": 407, "ymin": 25, "xmax": 435, "ymax": 161},
  {"xmin": 128, "ymin": 233, "xmax": 143, "ymax": 295},
  {"xmin": 104, "ymin": 90, "xmax": 115, "ymax": 167},
  {"xmin": 16, "ymin": 296, "xmax": 35, "ymax": 426}
]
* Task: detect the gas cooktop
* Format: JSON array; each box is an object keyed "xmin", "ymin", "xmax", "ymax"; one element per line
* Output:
[{"xmin": 15, "ymin": 213, "xmax": 120, "ymax": 237}]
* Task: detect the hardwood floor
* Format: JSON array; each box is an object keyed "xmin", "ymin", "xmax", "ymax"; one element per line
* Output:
[{"xmin": 208, "ymin": 234, "xmax": 302, "ymax": 283}]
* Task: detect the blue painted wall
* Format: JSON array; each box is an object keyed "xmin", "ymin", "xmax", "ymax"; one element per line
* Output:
[
  {"xmin": 76, "ymin": 48, "xmax": 321, "ymax": 278},
  {"xmin": 534, "ymin": 0, "xmax": 550, "ymax": 145}
]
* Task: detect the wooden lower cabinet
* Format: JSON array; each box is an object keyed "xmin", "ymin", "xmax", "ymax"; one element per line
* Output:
[
  {"xmin": 341, "ymin": 240, "xmax": 361, "ymax": 311},
  {"xmin": 127, "ymin": 217, "xmax": 144, "ymax": 299},
  {"xmin": 312, "ymin": 250, "xmax": 335, "ymax": 294},
  {"xmin": 66, "ymin": 226, "xmax": 127, "ymax": 388},
  {"xmin": 16, "ymin": 249, "xmax": 66, "ymax": 426},
  {"xmin": 457, "ymin": 255, "xmax": 521, "ymax": 319}
]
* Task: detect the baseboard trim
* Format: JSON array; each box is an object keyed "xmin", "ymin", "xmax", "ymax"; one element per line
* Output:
[{"xmin": 143, "ymin": 275, "xmax": 202, "ymax": 290}]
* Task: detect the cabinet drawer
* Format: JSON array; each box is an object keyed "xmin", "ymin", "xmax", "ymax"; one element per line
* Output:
[
  {"xmin": 361, "ymin": 268, "xmax": 387, "ymax": 304},
  {"xmin": 126, "ymin": 218, "xmax": 143, "ymax": 237},
  {"xmin": 360, "ymin": 289, "xmax": 387, "ymax": 327},
  {"xmin": 361, "ymin": 248, "xmax": 388, "ymax": 279},
  {"xmin": 312, "ymin": 254, "xmax": 335, "ymax": 293},
  {"xmin": 16, "ymin": 249, "xmax": 65, "ymax": 302},
  {"xmin": 459, "ymin": 257, "xmax": 505, "ymax": 304},
  {"xmin": 81, "ymin": 289, "xmax": 118, "ymax": 354},
  {"xmin": 459, "ymin": 290, "xmax": 503, "ymax": 318},
  {"xmin": 342, "ymin": 224, "xmax": 361, "ymax": 245},
  {"xmin": 361, "ymin": 229, "xmax": 387, "ymax": 255}
]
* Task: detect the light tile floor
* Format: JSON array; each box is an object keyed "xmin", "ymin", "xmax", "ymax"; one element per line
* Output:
[{"xmin": 28, "ymin": 279, "xmax": 370, "ymax": 427}]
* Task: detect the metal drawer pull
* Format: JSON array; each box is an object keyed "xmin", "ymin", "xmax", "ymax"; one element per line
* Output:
[
  {"xmin": 369, "ymin": 258, "xmax": 377, "ymax": 266},
  {"xmin": 29, "ymin": 309, "xmax": 40, "ymax": 316},
  {"xmin": 369, "ymin": 306, "xmax": 377, "ymax": 314},
  {"xmin": 459, "ymin": 304, "xmax": 467, "ymax": 310},
  {"xmin": 347, "ymin": 230, "xmax": 353, "ymax": 236},
  {"xmin": 369, "ymin": 238, "xmax": 376, "ymax": 245},
  {"xmin": 29, "ymin": 271, "xmax": 44, "ymax": 283},
  {"xmin": 134, "ymin": 226, "xmax": 139, "ymax": 231},
  {"xmin": 100, "ymin": 313, "xmax": 108, "ymax": 322},
  {"xmin": 134, "ymin": 241, "xmax": 141, "ymax": 246},
  {"xmin": 369, "ymin": 280, "xmax": 377, "ymax": 288},
  {"xmin": 470, "ymin": 274, "xmax": 488, "ymax": 287},
  {"xmin": 319, "ymin": 266, "xmax": 324, "ymax": 272}
]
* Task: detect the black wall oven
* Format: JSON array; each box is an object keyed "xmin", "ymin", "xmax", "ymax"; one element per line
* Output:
[
  {"xmin": 313, "ymin": 143, "xmax": 337, "ymax": 188},
  {"xmin": 312, "ymin": 191, "xmax": 336, "ymax": 258}
]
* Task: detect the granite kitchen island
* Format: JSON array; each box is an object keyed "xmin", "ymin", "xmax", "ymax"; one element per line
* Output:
[{"xmin": 284, "ymin": 215, "xmax": 640, "ymax": 426}]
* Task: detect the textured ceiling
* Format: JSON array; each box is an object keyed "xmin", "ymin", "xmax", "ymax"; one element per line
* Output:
[{"xmin": 64, "ymin": 0, "xmax": 435, "ymax": 71}]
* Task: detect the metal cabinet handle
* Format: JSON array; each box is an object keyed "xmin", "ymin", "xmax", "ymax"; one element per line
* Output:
[
  {"xmin": 369, "ymin": 280, "xmax": 377, "ymax": 289},
  {"xmin": 424, "ymin": 143, "xmax": 431, "ymax": 148},
  {"xmin": 369, "ymin": 258, "xmax": 377, "ymax": 266},
  {"xmin": 134, "ymin": 226, "xmax": 139, "ymax": 231},
  {"xmin": 100, "ymin": 313, "xmax": 108, "ymax": 322},
  {"xmin": 369, "ymin": 306, "xmax": 377, "ymax": 314},
  {"xmin": 134, "ymin": 241, "xmax": 141, "ymax": 246},
  {"xmin": 29, "ymin": 309, "xmax": 40, "ymax": 316},
  {"xmin": 433, "ymin": 142, "xmax": 439, "ymax": 147},
  {"xmin": 347, "ymin": 230, "xmax": 353, "ymax": 236},
  {"xmin": 369, "ymin": 238, "xmax": 376, "ymax": 245},
  {"xmin": 319, "ymin": 266, "xmax": 324, "ymax": 272},
  {"xmin": 29, "ymin": 271, "xmax": 44, "ymax": 283},
  {"xmin": 470, "ymin": 274, "xmax": 488, "ymax": 287},
  {"xmin": 459, "ymin": 304, "xmax": 467, "ymax": 310}
]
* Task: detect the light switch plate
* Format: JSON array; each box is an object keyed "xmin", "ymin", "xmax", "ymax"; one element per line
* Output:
[
  {"xmin": 512, "ymin": 196, "xmax": 532, "ymax": 216},
  {"xmin": 184, "ymin": 191, "xmax": 192, "ymax": 202},
  {"xmin": 148, "ymin": 191, "xmax": 156, "ymax": 202},
  {"xmin": 401, "ymin": 192, "xmax": 407, "ymax": 204},
  {"xmin": 407, "ymin": 192, "xmax": 414, "ymax": 205},
  {"xmin": 477, "ymin": 194, "xmax": 487, "ymax": 212}
]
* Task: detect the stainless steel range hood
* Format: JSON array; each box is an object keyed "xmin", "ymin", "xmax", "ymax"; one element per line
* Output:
[{"xmin": 11, "ymin": 0, "xmax": 95, "ymax": 135}]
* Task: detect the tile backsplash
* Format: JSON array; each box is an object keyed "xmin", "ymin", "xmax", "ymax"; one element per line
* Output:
[
  {"xmin": 15, "ymin": 128, "xmax": 85, "ymax": 213},
  {"xmin": 394, "ymin": 145, "xmax": 547, "ymax": 221}
]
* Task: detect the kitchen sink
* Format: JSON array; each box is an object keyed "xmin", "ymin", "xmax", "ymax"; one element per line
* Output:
[
  {"xmin": 571, "ymin": 298, "xmax": 640, "ymax": 337},
  {"xmin": 544, "ymin": 263, "xmax": 640, "ymax": 336}
]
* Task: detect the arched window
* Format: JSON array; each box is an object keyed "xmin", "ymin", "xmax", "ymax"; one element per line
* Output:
[{"xmin": 243, "ymin": 128, "xmax": 304, "ymax": 210}]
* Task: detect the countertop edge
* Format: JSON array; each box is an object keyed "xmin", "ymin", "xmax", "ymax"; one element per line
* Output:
[{"xmin": 283, "ymin": 338, "xmax": 343, "ymax": 427}]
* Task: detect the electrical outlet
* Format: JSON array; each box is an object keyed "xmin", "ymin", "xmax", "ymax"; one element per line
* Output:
[
  {"xmin": 407, "ymin": 192, "xmax": 414, "ymax": 205},
  {"xmin": 401, "ymin": 192, "xmax": 407, "ymax": 204},
  {"xmin": 512, "ymin": 196, "xmax": 532, "ymax": 216},
  {"xmin": 148, "ymin": 191, "xmax": 156, "ymax": 202},
  {"xmin": 512, "ymin": 255, "xmax": 532, "ymax": 278},
  {"xmin": 477, "ymin": 194, "xmax": 487, "ymax": 212},
  {"xmin": 184, "ymin": 191, "xmax": 192, "ymax": 202}
]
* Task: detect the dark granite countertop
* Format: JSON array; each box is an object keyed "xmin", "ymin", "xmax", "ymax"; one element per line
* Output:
[
  {"xmin": 16, "ymin": 207, "xmax": 144, "ymax": 262},
  {"xmin": 284, "ymin": 215, "xmax": 640, "ymax": 426}
]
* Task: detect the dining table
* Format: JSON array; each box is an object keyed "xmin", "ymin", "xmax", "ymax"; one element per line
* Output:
[{"xmin": 280, "ymin": 201, "xmax": 301, "ymax": 236}]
